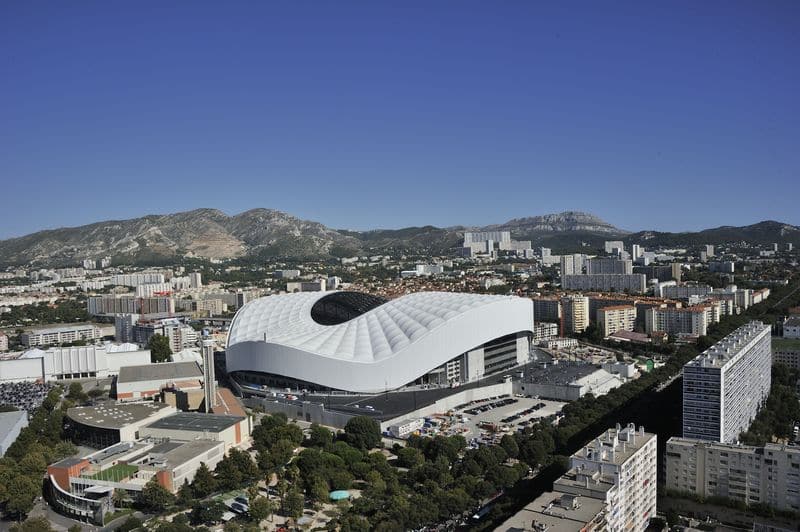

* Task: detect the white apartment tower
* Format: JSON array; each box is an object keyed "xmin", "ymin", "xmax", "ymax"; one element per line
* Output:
[
  {"xmin": 682, "ymin": 321, "xmax": 771, "ymax": 443},
  {"xmin": 203, "ymin": 340, "xmax": 217, "ymax": 413},
  {"xmin": 189, "ymin": 272, "xmax": 202, "ymax": 289},
  {"xmin": 563, "ymin": 423, "xmax": 657, "ymax": 532}
]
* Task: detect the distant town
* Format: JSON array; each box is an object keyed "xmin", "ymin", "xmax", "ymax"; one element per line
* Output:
[{"xmin": 1, "ymin": 230, "xmax": 799, "ymax": 532}]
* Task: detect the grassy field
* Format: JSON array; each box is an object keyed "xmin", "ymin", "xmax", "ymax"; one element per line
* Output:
[
  {"xmin": 772, "ymin": 337, "xmax": 800, "ymax": 351},
  {"xmin": 90, "ymin": 463, "xmax": 138, "ymax": 481}
]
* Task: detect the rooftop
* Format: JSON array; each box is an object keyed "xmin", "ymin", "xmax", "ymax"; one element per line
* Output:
[
  {"xmin": 25, "ymin": 323, "xmax": 98, "ymax": 334},
  {"xmin": 522, "ymin": 362, "xmax": 599, "ymax": 386},
  {"xmin": 598, "ymin": 305, "xmax": 636, "ymax": 311},
  {"xmin": 117, "ymin": 361, "xmax": 203, "ymax": 384},
  {"xmin": 784, "ymin": 317, "xmax": 800, "ymax": 328},
  {"xmin": 496, "ymin": 490, "xmax": 606, "ymax": 532},
  {"xmin": 573, "ymin": 423, "xmax": 656, "ymax": 467},
  {"xmin": 686, "ymin": 321, "xmax": 770, "ymax": 369},
  {"xmin": 67, "ymin": 401, "xmax": 175, "ymax": 430},
  {"xmin": 0, "ymin": 410, "xmax": 27, "ymax": 437},
  {"xmin": 143, "ymin": 412, "xmax": 244, "ymax": 433}
]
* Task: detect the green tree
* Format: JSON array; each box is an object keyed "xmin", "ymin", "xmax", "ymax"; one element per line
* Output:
[
  {"xmin": 190, "ymin": 501, "xmax": 225, "ymax": 524},
  {"xmin": 190, "ymin": 462, "xmax": 217, "ymax": 497},
  {"xmin": 68, "ymin": 526, "xmax": 83, "ymax": 532},
  {"xmin": 284, "ymin": 487, "xmax": 304, "ymax": 519},
  {"xmin": 500, "ymin": 434, "xmax": 519, "ymax": 459},
  {"xmin": 136, "ymin": 477, "xmax": 175, "ymax": 512},
  {"xmin": 9, "ymin": 516, "xmax": 56, "ymax": 532},
  {"xmin": 5, "ymin": 476, "xmax": 39, "ymax": 516},
  {"xmin": 307, "ymin": 423, "xmax": 333, "ymax": 448},
  {"xmin": 66, "ymin": 382, "xmax": 88, "ymax": 403},
  {"xmin": 147, "ymin": 334, "xmax": 173, "ymax": 363},
  {"xmin": 117, "ymin": 516, "xmax": 143, "ymax": 532},
  {"xmin": 396, "ymin": 447, "xmax": 424, "ymax": 468},
  {"xmin": 343, "ymin": 416, "xmax": 382, "ymax": 450},
  {"xmin": 248, "ymin": 495, "xmax": 276, "ymax": 523}
]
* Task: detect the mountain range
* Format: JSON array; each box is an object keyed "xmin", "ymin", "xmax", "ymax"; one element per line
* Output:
[{"xmin": 0, "ymin": 208, "xmax": 798, "ymax": 267}]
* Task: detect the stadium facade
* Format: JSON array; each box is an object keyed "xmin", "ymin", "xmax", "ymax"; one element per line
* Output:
[{"xmin": 226, "ymin": 291, "xmax": 535, "ymax": 393}]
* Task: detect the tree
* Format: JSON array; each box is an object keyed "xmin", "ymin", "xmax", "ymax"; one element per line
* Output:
[
  {"xmin": 500, "ymin": 434, "xmax": 519, "ymax": 459},
  {"xmin": 248, "ymin": 496, "xmax": 276, "ymax": 523},
  {"xmin": 117, "ymin": 516, "xmax": 143, "ymax": 532},
  {"xmin": 284, "ymin": 487, "xmax": 304, "ymax": 519},
  {"xmin": 147, "ymin": 334, "xmax": 173, "ymax": 363},
  {"xmin": 137, "ymin": 477, "xmax": 175, "ymax": 512},
  {"xmin": 9, "ymin": 517, "xmax": 56, "ymax": 532},
  {"xmin": 66, "ymin": 382, "xmax": 88, "ymax": 403},
  {"xmin": 177, "ymin": 479, "xmax": 194, "ymax": 506},
  {"xmin": 190, "ymin": 501, "xmax": 225, "ymax": 524},
  {"xmin": 191, "ymin": 462, "xmax": 217, "ymax": 497},
  {"xmin": 396, "ymin": 447, "xmax": 424, "ymax": 468},
  {"xmin": 68, "ymin": 526, "xmax": 83, "ymax": 532},
  {"xmin": 307, "ymin": 423, "xmax": 333, "ymax": 448},
  {"xmin": 5, "ymin": 476, "xmax": 39, "ymax": 516},
  {"xmin": 343, "ymin": 416, "xmax": 382, "ymax": 450}
]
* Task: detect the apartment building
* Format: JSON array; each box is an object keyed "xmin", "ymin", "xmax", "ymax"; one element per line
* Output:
[
  {"xmin": 562, "ymin": 274, "xmax": 647, "ymax": 294},
  {"xmin": 500, "ymin": 423, "xmax": 657, "ymax": 532},
  {"xmin": 645, "ymin": 306, "xmax": 710, "ymax": 338},
  {"xmin": 666, "ymin": 438, "xmax": 800, "ymax": 512},
  {"xmin": 597, "ymin": 305, "xmax": 637, "ymax": 337},
  {"xmin": 682, "ymin": 321, "xmax": 772, "ymax": 443},
  {"xmin": 661, "ymin": 284, "xmax": 713, "ymax": 300},
  {"xmin": 21, "ymin": 324, "xmax": 101, "ymax": 347},
  {"xmin": 533, "ymin": 322, "xmax": 559, "ymax": 345},
  {"xmin": 88, "ymin": 296, "xmax": 174, "ymax": 316},
  {"xmin": 532, "ymin": 297, "xmax": 561, "ymax": 322},
  {"xmin": 560, "ymin": 254, "xmax": 586, "ymax": 276},
  {"xmin": 586, "ymin": 258, "xmax": 633, "ymax": 275},
  {"xmin": 562, "ymin": 295, "xmax": 590, "ymax": 334},
  {"xmin": 111, "ymin": 273, "xmax": 166, "ymax": 287}
]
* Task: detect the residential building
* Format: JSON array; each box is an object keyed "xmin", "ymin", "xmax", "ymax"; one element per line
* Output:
[
  {"xmin": 0, "ymin": 333, "xmax": 8, "ymax": 352},
  {"xmin": 562, "ymin": 295, "xmax": 590, "ymax": 334},
  {"xmin": 560, "ymin": 254, "xmax": 586, "ymax": 276},
  {"xmin": 111, "ymin": 273, "xmax": 166, "ymax": 287},
  {"xmin": 597, "ymin": 305, "xmax": 637, "ymax": 337},
  {"xmin": 562, "ymin": 274, "xmax": 647, "ymax": 294},
  {"xmin": 286, "ymin": 279, "xmax": 326, "ymax": 292},
  {"xmin": 21, "ymin": 324, "xmax": 101, "ymax": 347},
  {"xmin": 189, "ymin": 272, "xmax": 202, "ymax": 289},
  {"xmin": 415, "ymin": 264, "xmax": 444, "ymax": 276},
  {"xmin": 604, "ymin": 240, "xmax": 625, "ymax": 254},
  {"xmin": 533, "ymin": 322, "xmax": 559, "ymax": 345},
  {"xmin": 633, "ymin": 264, "xmax": 678, "ymax": 282},
  {"xmin": 464, "ymin": 231, "xmax": 511, "ymax": 245},
  {"xmin": 586, "ymin": 258, "xmax": 633, "ymax": 275},
  {"xmin": 784, "ymin": 317, "xmax": 800, "ymax": 339},
  {"xmin": 666, "ymin": 438, "xmax": 800, "ymax": 512},
  {"xmin": 705, "ymin": 245, "xmax": 715, "ymax": 258},
  {"xmin": 632, "ymin": 244, "xmax": 642, "ymax": 261},
  {"xmin": 114, "ymin": 314, "xmax": 140, "ymax": 343},
  {"xmin": 134, "ymin": 282, "xmax": 172, "ymax": 297},
  {"xmin": 682, "ymin": 321, "xmax": 771, "ymax": 443},
  {"xmin": 709, "ymin": 261, "xmax": 736, "ymax": 274},
  {"xmin": 532, "ymin": 296, "xmax": 561, "ymax": 322},
  {"xmin": 645, "ymin": 306, "xmax": 710, "ymax": 338},
  {"xmin": 498, "ymin": 423, "xmax": 657, "ymax": 532},
  {"xmin": 273, "ymin": 269, "xmax": 301, "ymax": 279},
  {"xmin": 772, "ymin": 348, "xmax": 800, "ymax": 370}
]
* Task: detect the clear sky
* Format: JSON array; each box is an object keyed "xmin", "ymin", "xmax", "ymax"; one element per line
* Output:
[{"xmin": 1, "ymin": 1, "xmax": 798, "ymax": 238}]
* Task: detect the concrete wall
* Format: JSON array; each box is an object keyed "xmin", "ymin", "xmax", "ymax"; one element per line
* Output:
[
  {"xmin": 0, "ymin": 357, "xmax": 44, "ymax": 382},
  {"xmin": 243, "ymin": 397, "xmax": 356, "ymax": 429}
]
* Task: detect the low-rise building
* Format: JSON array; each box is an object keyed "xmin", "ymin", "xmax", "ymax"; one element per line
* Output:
[
  {"xmin": 0, "ymin": 345, "xmax": 151, "ymax": 383},
  {"xmin": 66, "ymin": 402, "xmax": 177, "ymax": 448},
  {"xmin": 784, "ymin": 317, "xmax": 800, "ymax": 339},
  {"xmin": 114, "ymin": 361, "xmax": 203, "ymax": 402},
  {"xmin": 139, "ymin": 411, "xmax": 250, "ymax": 452},
  {"xmin": 388, "ymin": 418, "xmax": 424, "ymax": 439},
  {"xmin": 516, "ymin": 362, "xmax": 624, "ymax": 401},
  {"xmin": 0, "ymin": 410, "xmax": 28, "ymax": 456},
  {"xmin": 21, "ymin": 324, "xmax": 102, "ymax": 347}
]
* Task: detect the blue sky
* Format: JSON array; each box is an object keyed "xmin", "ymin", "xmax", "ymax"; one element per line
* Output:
[{"xmin": 1, "ymin": 1, "xmax": 798, "ymax": 238}]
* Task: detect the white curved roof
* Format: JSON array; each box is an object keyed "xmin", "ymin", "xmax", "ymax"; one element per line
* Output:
[{"xmin": 226, "ymin": 291, "xmax": 534, "ymax": 393}]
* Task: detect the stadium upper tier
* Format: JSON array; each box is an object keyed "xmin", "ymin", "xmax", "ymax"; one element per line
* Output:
[{"xmin": 226, "ymin": 291, "xmax": 534, "ymax": 393}]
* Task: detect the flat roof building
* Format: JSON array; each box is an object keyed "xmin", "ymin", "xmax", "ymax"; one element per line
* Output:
[
  {"xmin": 683, "ymin": 321, "xmax": 771, "ymax": 443},
  {"xmin": 66, "ymin": 402, "xmax": 177, "ymax": 448},
  {"xmin": 115, "ymin": 361, "xmax": 203, "ymax": 402},
  {"xmin": 139, "ymin": 411, "xmax": 250, "ymax": 451}
]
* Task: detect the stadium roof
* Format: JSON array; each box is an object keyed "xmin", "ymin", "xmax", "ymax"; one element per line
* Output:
[
  {"xmin": 118, "ymin": 361, "xmax": 202, "ymax": 383},
  {"xmin": 143, "ymin": 412, "xmax": 244, "ymax": 433},
  {"xmin": 226, "ymin": 290, "xmax": 534, "ymax": 393}
]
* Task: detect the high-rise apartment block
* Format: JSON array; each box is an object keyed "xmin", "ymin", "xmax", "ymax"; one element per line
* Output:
[
  {"xmin": 604, "ymin": 241, "xmax": 625, "ymax": 254},
  {"xmin": 631, "ymin": 244, "xmax": 642, "ymax": 261},
  {"xmin": 666, "ymin": 438, "xmax": 800, "ymax": 512},
  {"xmin": 682, "ymin": 321, "xmax": 771, "ymax": 443},
  {"xmin": 562, "ymin": 295, "xmax": 590, "ymax": 334},
  {"xmin": 562, "ymin": 273, "xmax": 647, "ymax": 294},
  {"xmin": 587, "ymin": 258, "xmax": 633, "ymax": 275},
  {"xmin": 463, "ymin": 231, "xmax": 511, "ymax": 244},
  {"xmin": 502, "ymin": 423, "xmax": 656, "ymax": 532},
  {"xmin": 560, "ymin": 254, "xmax": 586, "ymax": 276},
  {"xmin": 597, "ymin": 305, "xmax": 637, "ymax": 337},
  {"xmin": 532, "ymin": 297, "xmax": 562, "ymax": 322},
  {"xmin": 705, "ymin": 244, "xmax": 715, "ymax": 258},
  {"xmin": 189, "ymin": 272, "xmax": 202, "ymax": 288}
]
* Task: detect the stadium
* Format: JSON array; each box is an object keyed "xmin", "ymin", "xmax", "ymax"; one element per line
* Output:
[{"xmin": 225, "ymin": 291, "xmax": 535, "ymax": 394}]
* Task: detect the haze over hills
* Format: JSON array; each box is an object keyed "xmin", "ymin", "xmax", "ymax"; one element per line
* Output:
[{"xmin": 0, "ymin": 208, "xmax": 798, "ymax": 267}]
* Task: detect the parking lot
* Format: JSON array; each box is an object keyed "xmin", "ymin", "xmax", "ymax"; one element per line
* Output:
[{"xmin": 414, "ymin": 394, "xmax": 566, "ymax": 446}]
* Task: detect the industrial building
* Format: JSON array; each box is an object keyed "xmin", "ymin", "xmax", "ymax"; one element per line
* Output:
[
  {"xmin": 139, "ymin": 412, "xmax": 250, "ymax": 452},
  {"xmin": 0, "ymin": 344, "xmax": 151, "ymax": 383},
  {"xmin": 666, "ymin": 438, "xmax": 800, "ymax": 512},
  {"xmin": 682, "ymin": 321, "xmax": 772, "ymax": 443},
  {"xmin": 226, "ymin": 291, "xmax": 534, "ymax": 393},
  {"xmin": 515, "ymin": 362, "xmax": 625, "ymax": 401},
  {"xmin": 0, "ymin": 410, "xmax": 28, "ymax": 456},
  {"xmin": 66, "ymin": 402, "xmax": 177, "ymax": 448},
  {"xmin": 114, "ymin": 361, "xmax": 204, "ymax": 402},
  {"xmin": 498, "ymin": 423, "xmax": 657, "ymax": 532}
]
